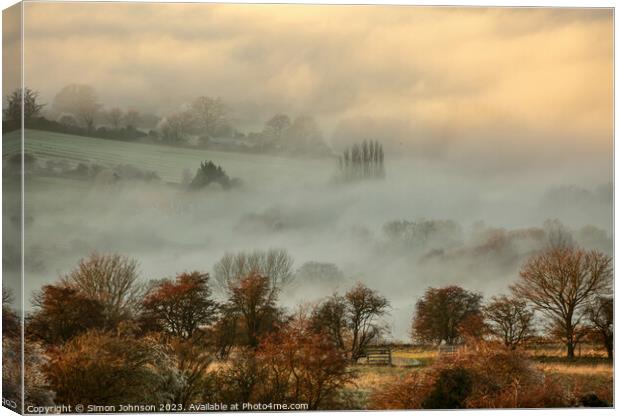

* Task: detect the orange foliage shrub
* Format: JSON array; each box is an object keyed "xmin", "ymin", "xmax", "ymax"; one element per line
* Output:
[
  {"xmin": 212, "ymin": 315, "xmax": 353, "ymax": 409},
  {"xmin": 256, "ymin": 321, "xmax": 354, "ymax": 409},
  {"xmin": 370, "ymin": 344, "xmax": 571, "ymax": 410}
]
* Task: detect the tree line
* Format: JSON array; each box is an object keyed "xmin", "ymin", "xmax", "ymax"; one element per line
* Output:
[
  {"xmin": 3, "ymin": 249, "xmax": 389, "ymax": 410},
  {"xmin": 411, "ymin": 245, "xmax": 613, "ymax": 360},
  {"xmin": 338, "ymin": 140, "xmax": 385, "ymax": 181},
  {"xmin": 2, "ymin": 243, "xmax": 612, "ymax": 410},
  {"xmin": 3, "ymin": 86, "xmax": 332, "ymax": 157}
]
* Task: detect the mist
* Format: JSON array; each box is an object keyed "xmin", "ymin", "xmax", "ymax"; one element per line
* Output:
[
  {"xmin": 11, "ymin": 151, "xmax": 611, "ymax": 341},
  {"xmin": 1, "ymin": 4, "xmax": 612, "ymax": 341}
]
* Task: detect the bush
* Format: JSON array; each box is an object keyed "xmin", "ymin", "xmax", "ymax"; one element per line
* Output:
[
  {"xmin": 188, "ymin": 161, "xmax": 239, "ymax": 190},
  {"xmin": 422, "ymin": 367, "xmax": 473, "ymax": 409},
  {"xmin": 44, "ymin": 330, "xmax": 180, "ymax": 406},
  {"xmin": 211, "ymin": 317, "xmax": 353, "ymax": 409},
  {"xmin": 369, "ymin": 371, "xmax": 432, "ymax": 410},
  {"xmin": 371, "ymin": 344, "xmax": 571, "ymax": 410}
]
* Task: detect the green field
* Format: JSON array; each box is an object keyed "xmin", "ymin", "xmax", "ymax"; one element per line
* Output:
[{"xmin": 3, "ymin": 129, "xmax": 331, "ymax": 184}]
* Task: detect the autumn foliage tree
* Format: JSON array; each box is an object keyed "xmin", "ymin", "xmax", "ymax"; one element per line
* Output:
[
  {"xmin": 255, "ymin": 317, "xmax": 354, "ymax": 409},
  {"xmin": 227, "ymin": 271, "xmax": 281, "ymax": 348},
  {"xmin": 27, "ymin": 283, "xmax": 106, "ymax": 345},
  {"xmin": 412, "ymin": 286, "xmax": 483, "ymax": 345},
  {"xmin": 141, "ymin": 272, "xmax": 219, "ymax": 340},
  {"xmin": 512, "ymin": 247, "xmax": 612, "ymax": 359}
]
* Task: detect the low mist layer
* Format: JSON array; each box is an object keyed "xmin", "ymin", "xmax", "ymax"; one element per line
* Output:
[{"xmin": 10, "ymin": 143, "xmax": 611, "ymax": 340}]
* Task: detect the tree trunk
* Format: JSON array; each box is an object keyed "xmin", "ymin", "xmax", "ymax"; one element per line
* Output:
[
  {"xmin": 604, "ymin": 338, "xmax": 613, "ymax": 360},
  {"xmin": 566, "ymin": 341, "xmax": 575, "ymax": 360}
]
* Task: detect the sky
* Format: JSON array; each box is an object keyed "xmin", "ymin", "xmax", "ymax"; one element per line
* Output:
[{"xmin": 6, "ymin": 3, "xmax": 614, "ymax": 176}]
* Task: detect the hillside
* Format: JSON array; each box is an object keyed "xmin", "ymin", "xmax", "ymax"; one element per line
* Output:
[{"xmin": 3, "ymin": 129, "xmax": 329, "ymax": 184}]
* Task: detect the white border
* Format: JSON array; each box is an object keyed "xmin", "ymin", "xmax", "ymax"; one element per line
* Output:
[{"xmin": 0, "ymin": 2, "xmax": 616, "ymax": 416}]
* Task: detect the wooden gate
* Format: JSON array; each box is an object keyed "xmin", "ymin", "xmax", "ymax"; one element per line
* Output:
[{"xmin": 364, "ymin": 346, "xmax": 392, "ymax": 366}]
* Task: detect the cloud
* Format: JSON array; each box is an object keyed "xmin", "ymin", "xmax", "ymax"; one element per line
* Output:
[{"xmin": 14, "ymin": 4, "xmax": 613, "ymax": 176}]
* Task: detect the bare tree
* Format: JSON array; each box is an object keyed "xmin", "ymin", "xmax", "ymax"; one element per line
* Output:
[
  {"xmin": 512, "ymin": 247, "xmax": 612, "ymax": 359},
  {"xmin": 213, "ymin": 249, "xmax": 294, "ymax": 294},
  {"xmin": 190, "ymin": 96, "xmax": 227, "ymax": 137},
  {"xmin": 484, "ymin": 295, "xmax": 534, "ymax": 349},
  {"xmin": 345, "ymin": 283, "xmax": 389, "ymax": 361},
  {"xmin": 62, "ymin": 253, "xmax": 144, "ymax": 325},
  {"xmin": 52, "ymin": 84, "xmax": 101, "ymax": 130},
  {"xmin": 158, "ymin": 111, "xmax": 194, "ymax": 144},
  {"xmin": 105, "ymin": 107, "xmax": 124, "ymax": 129}
]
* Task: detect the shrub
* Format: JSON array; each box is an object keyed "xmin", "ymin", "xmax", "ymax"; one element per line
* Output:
[
  {"xmin": 44, "ymin": 330, "xmax": 180, "ymax": 406},
  {"xmin": 369, "ymin": 371, "xmax": 432, "ymax": 410},
  {"xmin": 211, "ymin": 316, "xmax": 353, "ymax": 409},
  {"xmin": 188, "ymin": 161, "xmax": 239, "ymax": 190},
  {"xmin": 370, "ymin": 344, "xmax": 572, "ymax": 410},
  {"xmin": 422, "ymin": 367, "xmax": 473, "ymax": 409}
]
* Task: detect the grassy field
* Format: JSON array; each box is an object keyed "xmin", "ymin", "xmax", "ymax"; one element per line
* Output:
[
  {"xmin": 4, "ymin": 129, "xmax": 331, "ymax": 184},
  {"xmin": 346, "ymin": 344, "xmax": 613, "ymax": 408}
]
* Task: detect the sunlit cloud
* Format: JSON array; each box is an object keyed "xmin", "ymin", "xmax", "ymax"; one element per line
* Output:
[{"xmin": 11, "ymin": 3, "xmax": 613, "ymax": 175}]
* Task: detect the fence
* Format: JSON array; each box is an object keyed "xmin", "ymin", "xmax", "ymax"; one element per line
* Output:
[
  {"xmin": 364, "ymin": 346, "xmax": 392, "ymax": 366},
  {"xmin": 437, "ymin": 344, "xmax": 461, "ymax": 357}
]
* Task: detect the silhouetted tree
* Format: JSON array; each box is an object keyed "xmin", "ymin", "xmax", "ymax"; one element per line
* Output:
[
  {"xmin": 188, "ymin": 160, "xmax": 233, "ymax": 190},
  {"xmin": 339, "ymin": 140, "xmax": 384, "ymax": 181},
  {"xmin": 4, "ymin": 87, "xmax": 44, "ymax": 122}
]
